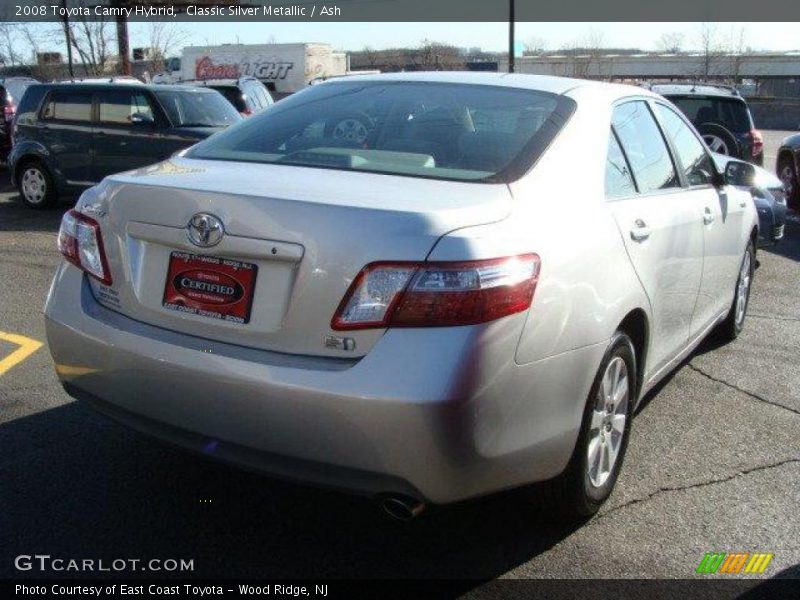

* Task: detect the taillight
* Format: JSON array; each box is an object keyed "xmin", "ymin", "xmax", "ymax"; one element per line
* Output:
[
  {"xmin": 57, "ymin": 209, "xmax": 112, "ymax": 285},
  {"xmin": 750, "ymin": 129, "xmax": 763, "ymax": 158},
  {"xmin": 331, "ymin": 254, "xmax": 540, "ymax": 330},
  {"xmin": 4, "ymin": 102, "xmax": 14, "ymax": 121},
  {"xmin": 240, "ymin": 108, "xmax": 253, "ymax": 117}
]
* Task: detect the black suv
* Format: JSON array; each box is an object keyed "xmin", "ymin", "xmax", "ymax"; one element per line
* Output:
[
  {"xmin": 9, "ymin": 81, "xmax": 241, "ymax": 208},
  {"xmin": 177, "ymin": 77, "xmax": 274, "ymax": 117},
  {"xmin": 650, "ymin": 84, "xmax": 763, "ymax": 165}
]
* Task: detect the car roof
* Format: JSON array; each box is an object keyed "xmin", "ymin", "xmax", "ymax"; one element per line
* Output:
[
  {"xmin": 318, "ymin": 71, "xmax": 655, "ymax": 100},
  {"xmin": 649, "ymin": 83, "xmax": 744, "ymax": 99},
  {"xmin": 30, "ymin": 82, "xmax": 216, "ymax": 93}
]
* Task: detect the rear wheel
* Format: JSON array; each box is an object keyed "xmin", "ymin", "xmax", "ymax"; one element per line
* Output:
[
  {"xmin": 698, "ymin": 123, "xmax": 739, "ymax": 158},
  {"xmin": 716, "ymin": 241, "xmax": 755, "ymax": 342},
  {"xmin": 18, "ymin": 160, "xmax": 56, "ymax": 209},
  {"xmin": 535, "ymin": 332, "xmax": 636, "ymax": 517},
  {"xmin": 778, "ymin": 155, "xmax": 799, "ymax": 208}
]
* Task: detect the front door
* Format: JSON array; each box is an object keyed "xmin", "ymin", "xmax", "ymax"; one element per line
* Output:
[{"xmin": 651, "ymin": 102, "xmax": 749, "ymax": 334}]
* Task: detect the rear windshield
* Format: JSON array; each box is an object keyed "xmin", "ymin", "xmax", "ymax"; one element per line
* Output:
[
  {"xmin": 187, "ymin": 81, "xmax": 568, "ymax": 181},
  {"xmin": 666, "ymin": 95, "xmax": 753, "ymax": 133},
  {"xmin": 154, "ymin": 89, "xmax": 241, "ymax": 128}
]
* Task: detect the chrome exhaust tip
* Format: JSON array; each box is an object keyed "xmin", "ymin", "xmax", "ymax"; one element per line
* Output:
[{"xmin": 380, "ymin": 495, "xmax": 426, "ymax": 521}]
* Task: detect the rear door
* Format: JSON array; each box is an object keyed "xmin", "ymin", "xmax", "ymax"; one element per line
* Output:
[
  {"xmin": 651, "ymin": 101, "xmax": 746, "ymax": 334},
  {"xmin": 605, "ymin": 100, "xmax": 705, "ymax": 373},
  {"xmin": 38, "ymin": 89, "xmax": 93, "ymax": 184},
  {"xmin": 91, "ymin": 88, "xmax": 166, "ymax": 181}
]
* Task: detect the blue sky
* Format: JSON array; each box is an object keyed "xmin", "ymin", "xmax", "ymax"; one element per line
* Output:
[{"xmin": 127, "ymin": 22, "xmax": 800, "ymax": 53}]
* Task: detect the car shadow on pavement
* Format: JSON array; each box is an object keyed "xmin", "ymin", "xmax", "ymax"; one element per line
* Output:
[{"xmin": 0, "ymin": 400, "xmax": 587, "ymax": 581}]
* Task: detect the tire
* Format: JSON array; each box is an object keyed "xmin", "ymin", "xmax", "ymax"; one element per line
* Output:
[
  {"xmin": 698, "ymin": 123, "xmax": 740, "ymax": 159},
  {"xmin": 324, "ymin": 111, "xmax": 373, "ymax": 145},
  {"xmin": 534, "ymin": 332, "xmax": 636, "ymax": 517},
  {"xmin": 778, "ymin": 155, "xmax": 800, "ymax": 209},
  {"xmin": 17, "ymin": 159, "xmax": 56, "ymax": 209},
  {"xmin": 716, "ymin": 240, "xmax": 755, "ymax": 342}
]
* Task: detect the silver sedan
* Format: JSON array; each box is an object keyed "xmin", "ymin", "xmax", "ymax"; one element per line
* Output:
[{"xmin": 44, "ymin": 72, "xmax": 758, "ymax": 520}]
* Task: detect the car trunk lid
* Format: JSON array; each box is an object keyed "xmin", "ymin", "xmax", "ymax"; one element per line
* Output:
[{"xmin": 87, "ymin": 158, "xmax": 512, "ymax": 357}]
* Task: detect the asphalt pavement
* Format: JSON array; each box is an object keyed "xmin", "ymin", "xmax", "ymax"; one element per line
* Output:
[{"xmin": 0, "ymin": 134, "xmax": 798, "ymax": 587}]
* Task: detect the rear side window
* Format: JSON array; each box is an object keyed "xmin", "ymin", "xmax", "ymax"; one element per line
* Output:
[
  {"xmin": 5, "ymin": 80, "xmax": 32, "ymax": 105},
  {"xmin": 188, "ymin": 81, "xmax": 569, "ymax": 182},
  {"xmin": 98, "ymin": 90, "xmax": 155, "ymax": 125},
  {"xmin": 667, "ymin": 96, "xmax": 753, "ymax": 133},
  {"xmin": 606, "ymin": 131, "xmax": 636, "ymax": 198},
  {"xmin": 612, "ymin": 101, "xmax": 679, "ymax": 194},
  {"xmin": 210, "ymin": 86, "xmax": 246, "ymax": 112},
  {"xmin": 41, "ymin": 91, "xmax": 92, "ymax": 122},
  {"xmin": 654, "ymin": 104, "xmax": 715, "ymax": 186}
]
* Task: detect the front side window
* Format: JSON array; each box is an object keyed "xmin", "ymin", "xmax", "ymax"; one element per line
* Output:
[
  {"xmin": 41, "ymin": 91, "xmax": 92, "ymax": 122},
  {"xmin": 612, "ymin": 101, "xmax": 679, "ymax": 194},
  {"xmin": 606, "ymin": 130, "xmax": 636, "ymax": 198},
  {"xmin": 154, "ymin": 89, "xmax": 241, "ymax": 128},
  {"xmin": 655, "ymin": 104, "xmax": 715, "ymax": 186},
  {"xmin": 98, "ymin": 90, "xmax": 155, "ymax": 125},
  {"xmin": 187, "ymin": 81, "xmax": 569, "ymax": 182}
]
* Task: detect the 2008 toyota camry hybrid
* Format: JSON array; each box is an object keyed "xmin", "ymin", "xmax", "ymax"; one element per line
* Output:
[{"xmin": 44, "ymin": 72, "xmax": 758, "ymax": 520}]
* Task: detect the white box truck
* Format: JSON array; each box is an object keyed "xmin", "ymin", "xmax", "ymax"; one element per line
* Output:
[{"xmin": 154, "ymin": 43, "xmax": 348, "ymax": 95}]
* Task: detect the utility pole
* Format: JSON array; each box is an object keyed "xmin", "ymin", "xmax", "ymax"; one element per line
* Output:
[
  {"xmin": 60, "ymin": 0, "xmax": 74, "ymax": 78},
  {"xmin": 116, "ymin": 13, "xmax": 131, "ymax": 76},
  {"xmin": 508, "ymin": 0, "xmax": 515, "ymax": 73}
]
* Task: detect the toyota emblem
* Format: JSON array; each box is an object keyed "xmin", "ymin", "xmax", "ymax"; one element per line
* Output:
[{"xmin": 186, "ymin": 213, "xmax": 225, "ymax": 248}]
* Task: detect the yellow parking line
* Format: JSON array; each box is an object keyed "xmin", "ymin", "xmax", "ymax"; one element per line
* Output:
[{"xmin": 0, "ymin": 331, "xmax": 43, "ymax": 376}]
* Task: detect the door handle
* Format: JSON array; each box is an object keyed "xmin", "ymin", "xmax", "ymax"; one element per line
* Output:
[
  {"xmin": 703, "ymin": 207, "xmax": 715, "ymax": 225},
  {"xmin": 630, "ymin": 219, "xmax": 651, "ymax": 241}
]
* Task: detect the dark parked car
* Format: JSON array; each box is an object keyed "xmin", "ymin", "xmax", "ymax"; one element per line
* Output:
[
  {"xmin": 650, "ymin": 83, "xmax": 763, "ymax": 166},
  {"xmin": 0, "ymin": 76, "xmax": 38, "ymax": 161},
  {"xmin": 177, "ymin": 77, "xmax": 274, "ymax": 117},
  {"xmin": 10, "ymin": 81, "xmax": 241, "ymax": 208},
  {"xmin": 713, "ymin": 154, "xmax": 787, "ymax": 246},
  {"xmin": 777, "ymin": 133, "xmax": 800, "ymax": 208}
]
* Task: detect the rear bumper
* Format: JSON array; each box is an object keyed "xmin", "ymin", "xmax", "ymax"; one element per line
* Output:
[{"xmin": 45, "ymin": 264, "xmax": 605, "ymax": 504}]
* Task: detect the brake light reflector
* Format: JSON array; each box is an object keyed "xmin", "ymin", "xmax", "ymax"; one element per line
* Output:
[
  {"xmin": 750, "ymin": 129, "xmax": 763, "ymax": 158},
  {"xmin": 57, "ymin": 209, "xmax": 112, "ymax": 285},
  {"xmin": 332, "ymin": 254, "xmax": 540, "ymax": 330}
]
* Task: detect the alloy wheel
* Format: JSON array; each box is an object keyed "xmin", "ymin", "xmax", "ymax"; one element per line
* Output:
[
  {"xmin": 587, "ymin": 356, "xmax": 629, "ymax": 488},
  {"xmin": 779, "ymin": 164, "xmax": 796, "ymax": 199},
  {"xmin": 703, "ymin": 134, "xmax": 730, "ymax": 155},
  {"xmin": 735, "ymin": 248, "xmax": 752, "ymax": 327},
  {"xmin": 332, "ymin": 118, "xmax": 369, "ymax": 144}
]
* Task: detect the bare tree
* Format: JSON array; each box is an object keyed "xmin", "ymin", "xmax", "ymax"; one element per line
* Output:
[
  {"xmin": 655, "ymin": 32, "xmax": 684, "ymax": 54},
  {"xmin": 0, "ymin": 23, "xmax": 23, "ymax": 67},
  {"xmin": 68, "ymin": 12, "xmax": 114, "ymax": 76},
  {"xmin": 697, "ymin": 23, "xmax": 724, "ymax": 79},
  {"xmin": 143, "ymin": 22, "xmax": 188, "ymax": 73},
  {"xmin": 727, "ymin": 26, "xmax": 748, "ymax": 82},
  {"xmin": 523, "ymin": 36, "xmax": 547, "ymax": 56},
  {"xmin": 562, "ymin": 29, "xmax": 606, "ymax": 79}
]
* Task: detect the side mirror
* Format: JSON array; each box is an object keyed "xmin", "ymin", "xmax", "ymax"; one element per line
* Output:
[
  {"xmin": 130, "ymin": 112, "xmax": 155, "ymax": 126},
  {"xmin": 724, "ymin": 160, "xmax": 756, "ymax": 187}
]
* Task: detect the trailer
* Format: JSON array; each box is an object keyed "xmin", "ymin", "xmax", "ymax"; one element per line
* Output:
[{"xmin": 154, "ymin": 43, "xmax": 349, "ymax": 95}]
